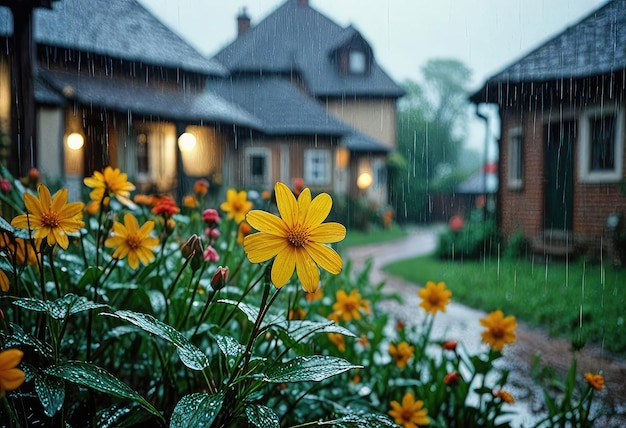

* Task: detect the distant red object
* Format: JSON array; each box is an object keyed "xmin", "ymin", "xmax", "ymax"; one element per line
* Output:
[{"xmin": 449, "ymin": 215, "xmax": 464, "ymax": 231}]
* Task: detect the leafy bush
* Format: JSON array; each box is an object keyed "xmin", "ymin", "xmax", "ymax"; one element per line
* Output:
[{"xmin": 436, "ymin": 214, "xmax": 501, "ymax": 260}]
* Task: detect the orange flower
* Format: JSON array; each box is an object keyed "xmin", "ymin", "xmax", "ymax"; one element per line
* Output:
[
  {"xmin": 328, "ymin": 333, "xmax": 346, "ymax": 352},
  {"xmin": 493, "ymin": 389, "xmax": 515, "ymax": 403},
  {"xmin": 418, "ymin": 281, "xmax": 451, "ymax": 314},
  {"xmin": 183, "ymin": 194, "xmax": 198, "ymax": 208},
  {"xmin": 389, "ymin": 392, "xmax": 429, "ymax": 428},
  {"xmin": 152, "ymin": 196, "xmax": 179, "ymax": 217},
  {"xmin": 389, "ymin": 341, "xmax": 415, "ymax": 369},
  {"xmin": 288, "ymin": 308, "xmax": 306, "ymax": 320},
  {"xmin": 480, "ymin": 310, "xmax": 517, "ymax": 351},
  {"xmin": 194, "ymin": 179, "xmax": 210, "ymax": 196},
  {"xmin": 237, "ymin": 221, "xmax": 252, "ymax": 245},
  {"xmin": 305, "ymin": 286, "xmax": 323, "ymax": 302},
  {"xmin": 332, "ymin": 289, "xmax": 363, "ymax": 322},
  {"xmin": 0, "ymin": 349, "xmax": 25, "ymax": 396},
  {"xmin": 133, "ymin": 194, "xmax": 155, "ymax": 206},
  {"xmin": 584, "ymin": 373, "xmax": 605, "ymax": 390}
]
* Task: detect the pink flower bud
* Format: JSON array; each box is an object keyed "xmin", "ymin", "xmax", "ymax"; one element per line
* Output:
[
  {"xmin": 211, "ymin": 266, "xmax": 229, "ymax": 290},
  {"xmin": 203, "ymin": 245, "xmax": 219, "ymax": 262},
  {"xmin": 0, "ymin": 179, "xmax": 12, "ymax": 193},
  {"xmin": 202, "ymin": 208, "xmax": 221, "ymax": 227}
]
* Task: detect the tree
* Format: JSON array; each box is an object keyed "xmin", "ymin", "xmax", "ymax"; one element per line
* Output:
[{"xmin": 390, "ymin": 59, "xmax": 472, "ymax": 223}]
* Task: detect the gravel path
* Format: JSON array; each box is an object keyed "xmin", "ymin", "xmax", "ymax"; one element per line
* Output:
[{"xmin": 344, "ymin": 227, "xmax": 626, "ymax": 427}]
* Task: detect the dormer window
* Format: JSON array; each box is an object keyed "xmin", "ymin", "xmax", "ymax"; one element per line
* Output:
[{"xmin": 349, "ymin": 50, "xmax": 366, "ymax": 75}]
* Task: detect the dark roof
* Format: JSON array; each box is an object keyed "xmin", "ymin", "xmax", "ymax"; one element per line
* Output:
[
  {"xmin": 214, "ymin": 0, "xmax": 404, "ymax": 98},
  {"xmin": 207, "ymin": 76, "xmax": 390, "ymax": 152},
  {"xmin": 0, "ymin": 0, "xmax": 226, "ymax": 76},
  {"xmin": 471, "ymin": 0, "xmax": 625, "ymax": 103},
  {"xmin": 38, "ymin": 69, "xmax": 261, "ymax": 128}
]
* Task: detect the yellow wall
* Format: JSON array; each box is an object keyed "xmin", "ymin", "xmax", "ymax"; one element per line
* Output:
[{"xmin": 325, "ymin": 98, "xmax": 397, "ymax": 149}]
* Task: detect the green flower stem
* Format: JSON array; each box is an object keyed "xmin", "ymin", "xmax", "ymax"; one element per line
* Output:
[
  {"xmin": 1, "ymin": 395, "xmax": 21, "ymax": 428},
  {"xmin": 192, "ymin": 289, "xmax": 218, "ymax": 337},
  {"xmin": 47, "ymin": 252, "xmax": 62, "ymax": 298},
  {"xmin": 177, "ymin": 272, "xmax": 199, "ymax": 330},
  {"xmin": 219, "ymin": 264, "xmax": 265, "ymax": 327}
]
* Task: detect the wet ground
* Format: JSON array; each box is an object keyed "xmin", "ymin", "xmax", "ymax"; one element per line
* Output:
[{"xmin": 345, "ymin": 226, "xmax": 626, "ymax": 427}]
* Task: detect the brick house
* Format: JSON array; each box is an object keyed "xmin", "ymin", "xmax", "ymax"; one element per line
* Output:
[
  {"xmin": 0, "ymin": 0, "xmax": 403, "ymax": 205},
  {"xmin": 470, "ymin": 0, "xmax": 626, "ymax": 256}
]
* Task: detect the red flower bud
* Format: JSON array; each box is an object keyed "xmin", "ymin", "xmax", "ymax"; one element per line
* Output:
[
  {"xmin": 211, "ymin": 266, "xmax": 229, "ymax": 290},
  {"xmin": 444, "ymin": 372, "xmax": 462, "ymax": 387}
]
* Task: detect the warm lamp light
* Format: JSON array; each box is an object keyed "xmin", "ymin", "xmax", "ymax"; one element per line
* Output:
[
  {"xmin": 357, "ymin": 172, "xmax": 372, "ymax": 190},
  {"xmin": 66, "ymin": 132, "xmax": 84, "ymax": 150},
  {"xmin": 178, "ymin": 132, "xmax": 196, "ymax": 152},
  {"xmin": 336, "ymin": 148, "xmax": 350, "ymax": 169}
]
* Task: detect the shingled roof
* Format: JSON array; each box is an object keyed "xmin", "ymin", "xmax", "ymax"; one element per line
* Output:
[
  {"xmin": 471, "ymin": 0, "xmax": 625, "ymax": 103},
  {"xmin": 214, "ymin": 0, "xmax": 404, "ymax": 98},
  {"xmin": 207, "ymin": 76, "xmax": 391, "ymax": 152},
  {"xmin": 0, "ymin": 0, "xmax": 227, "ymax": 76}
]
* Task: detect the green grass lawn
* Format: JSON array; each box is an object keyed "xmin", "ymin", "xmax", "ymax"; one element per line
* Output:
[
  {"xmin": 339, "ymin": 223, "xmax": 407, "ymax": 250},
  {"xmin": 383, "ymin": 255, "xmax": 626, "ymax": 356}
]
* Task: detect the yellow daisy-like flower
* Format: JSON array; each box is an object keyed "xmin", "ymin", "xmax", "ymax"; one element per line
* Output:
[
  {"xmin": 0, "ymin": 349, "xmax": 25, "ymax": 396},
  {"xmin": 418, "ymin": 281, "xmax": 452, "ymax": 314},
  {"xmin": 480, "ymin": 310, "xmax": 517, "ymax": 351},
  {"xmin": 389, "ymin": 341, "xmax": 415, "ymax": 369},
  {"xmin": 11, "ymin": 184, "xmax": 84, "ymax": 250},
  {"xmin": 220, "ymin": 188, "xmax": 253, "ymax": 224},
  {"xmin": 104, "ymin": 212, "xmax": 159, "ymax": 269},
  {"xmin": 84, "ymin": 166, "xmax": 136, "ymax": 208},
  {"xmin": 389, "ymin": 392, "xmax": 430, "ymax": 428},
  {"xmin": 332, "ymin": 289, "xmax": 363, "ymax": 322},
  {"xmin": 243, "ymin": 182, "xmax": 345, "ymax": 292},
  {"xmin": 584, "ymin": 372, "xmax": 605, "ymax": 390}
]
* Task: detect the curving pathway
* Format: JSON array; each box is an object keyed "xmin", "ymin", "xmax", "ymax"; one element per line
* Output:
[{"xmin": 344, "ymin": 226, "xmax": 626, "ymax": 427}]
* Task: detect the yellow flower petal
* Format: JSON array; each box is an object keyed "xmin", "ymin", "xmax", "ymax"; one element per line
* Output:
[
  {"xmin": 304, "ymin": 192, "xmax": 332, "ymax": 227},
  {"xmin": 296, "ymin": 188, "xmax": 311, "ymax": 224},
  {"xmin": 274, "ymin": 182, "xmax": 297, "ymax": 227},
  {"xmin": 271, "ymin": 247, "xmax": 297, "ymax": 287},
  {"xmin": 243, "ymin": 233, "xmax": 289, "ymax": 263},
  {"xmin": 0, "ymin": 349, "xmax": 23, "ymax": 371},
  {"xmin": 294, "ymin": 247, "xmax": 320, "ymax": 292},
  {"xmin": 309, "ymin": 223, "xmax": 347, "ymax": 244},
  {"xmin": 305, "ymin": 242, "xmax": 343, "ymax": 274},
  {"xmin": 246, "ymin": 210, "xmax": 289, "ymax": 236}
]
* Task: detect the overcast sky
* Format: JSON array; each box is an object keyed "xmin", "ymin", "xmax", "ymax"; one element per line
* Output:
[{"xmin": 137, "ymin": 0, "xmax": 607, "ymax": 157}]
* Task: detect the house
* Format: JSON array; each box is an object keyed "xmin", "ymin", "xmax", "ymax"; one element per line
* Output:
[
  {"xmin": 0, "ymin": 0, "xmax": 404, "ymax": 207},
  {"xmin": 212, "ymin": 0, "xmax": 404, "ymax": 204},
  {"xmin": 470, "ymin": 0, "xmax": 626, "ymax": 256}
]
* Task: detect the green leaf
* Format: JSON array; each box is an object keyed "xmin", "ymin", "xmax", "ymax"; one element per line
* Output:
[
  {"xmin": 262, "ymin": 356, "xmax": 362, "ymax": 383},
  {"xmin": 34, "ymin": 374, "xmax": 65, "ymax": 417},
  {"xmin": 246, "ymin": 404, "xmax": 279, "ymax": 428},
  {"xmin": 216, "ymin": 334, "xmax": 244, "ymax": 367},
  {"xmin": 217, "ymin": 299, "xmax": 260, "ymax": 323},
  {"xmin": 12, "ymin": 294, "xmax": 107, "ymax": 320},
  {"xmin": 321, "ymin": 413, "xmax": 397, "ymax": 427},
  {"xmin": 44, "ymin": 361, "xmax": 162, "ymax": 421},
  {"xmin": 101, "ymin": 310, "xmax": 210, "ymax": 370},
  {"xmin": 4, "ymin": 323, "xmax": 53, "ymax": 358},
  {"xmin": 77, "ymin": 267, "xmax": 104, "ymax": 289},
  {"xmin": 276, "ymin": 320, "xmax": 356, "ymax": 341},
  {"xmin": 170, "ymin": 392, "xmax": 224, "ymax": 428},
  {"xmin": 13, "ymin": 296, "xmax": 48, "ymax": 313}
]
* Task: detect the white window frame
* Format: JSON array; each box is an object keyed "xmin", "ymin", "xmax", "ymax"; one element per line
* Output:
[
  {"xmin": 245, "ymin": 147, "xmax": 271, "ymax": 187},
  {"xmin": 507, "ymin": 127, "xmax": 524, "ymax": 190},
  {"xmin": 304, "ymin": 149, "xmax": 331, "ymax": 185},
  {"xmin": 578, "ymin": 106, "xmax": 624, "ymax": 183}
]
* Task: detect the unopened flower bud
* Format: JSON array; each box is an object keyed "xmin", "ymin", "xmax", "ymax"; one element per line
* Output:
[
  {"xmin": 0, "ymin": 179, "xmax": 12, "ymax": 193},
  {"xmin": 202, "ymin": 209, "xmax": 221, "ymax": 227},
  {"xmin": 181, "ymin": 234, "xmax": 201, "ymax": 259},
  {"xmin": 203, "ymin": 245, "xmax": 219, "ymax": 262},
  {"xmin": 211, "ymin": 266, "xmax": 229, "ymax": 290},
  {"xmin": 444, "ymin": 372, "xmax": 462, "ymax": 387},
  {"xmin": 442, "ymin": 340, "xmax": 458, "ymax": 352}
]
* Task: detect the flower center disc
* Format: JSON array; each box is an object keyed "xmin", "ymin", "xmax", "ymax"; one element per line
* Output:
[
  {"xmin": 41, "ymin": 212, "xmax": 60, "ymax": 228},
  {"xmin": 127, "ymin": 234, "xmax": 143, "ymax": 250},
  {"xmin": 288, "ymin": 225, "xmax": 309, "ymax": 247}
]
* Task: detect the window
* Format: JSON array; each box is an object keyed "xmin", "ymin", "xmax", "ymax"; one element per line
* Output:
[
  {"xmin": 304, "ymin": 149, "xmax": 331, "ymax": 185},
  {"xmin": 579, "ymin": 107, "xmax": 624, "ymax": 183},
  {"xmin": 136, "ymin": 133, "xmax": 149, "ymax": 175},
  {"xmin": 372, "ymin": 157, "xmax": 386, "ymax": 190},
  {"xmin": 349, "ymin": 50, "xmax": 366, "ymax": 75},
  {"xmin": 245, "ymin": 147, "xmax": 270, "ymax": 186},
  {"xmin": 507, "ymin": 127, "xmax": 523, "ymax": 190}
]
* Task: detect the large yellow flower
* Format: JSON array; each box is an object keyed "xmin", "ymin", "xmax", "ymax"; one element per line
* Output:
[
  {"xmin": 84, "ymin": 166, "xmax": 136, "ymax": 208},
  {"xmin": 11, "ymin": 184, "xmax": 84, "ymax": 250},
  {"xmin": 389, "ymin": 392, "xmax": 429, "ymax": 428},
  {"xmin": 220, "ymin": 189, "xmax": 253, "ymax": 224},
  {"xmin": 104, "ymin": 212, "xmax": 159, "ymax": 269},
  {"xmin": 480, "ymin": 310, "xmax": 517, "ymax": 351},
  {"xmin": 332, "ymin": 289, "xmax": 363, "ymax": 322},
  {"xmin": 243, "ymin": 182, "xmax": 345, "ymax": 292},
  {"xmin": 0, "ymin": 349, "xmax": 25, "ymax": 396},
  {"xmin": 389, "ymin": 341, "xmax": 415, "ymax": 369},
  {"xmin": 418, "ymin": 281, "xmax": 452, "ymax": 314}
]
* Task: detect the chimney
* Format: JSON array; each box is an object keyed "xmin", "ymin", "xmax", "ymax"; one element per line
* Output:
[
  {"xmin": 237, "ymin": 8, "xmax": 250, "ymax": 37},
  {"xmin": 297, "ymin": 0, "xmax": 309, "ymax": 7}
]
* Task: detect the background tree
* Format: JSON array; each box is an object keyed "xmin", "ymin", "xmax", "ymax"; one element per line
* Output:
[{"xmin": 390, "ymin": 58, "xmax": 474, "ymax": 223}]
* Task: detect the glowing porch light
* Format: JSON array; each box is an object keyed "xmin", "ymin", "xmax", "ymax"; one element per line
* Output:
[
  {"xmin": 178, "ymin": 132, "xmax": 196, "ymax": 152},
  {"xmin": 66, "ymin": 132, "xmax": 84, "ymax": 150}
]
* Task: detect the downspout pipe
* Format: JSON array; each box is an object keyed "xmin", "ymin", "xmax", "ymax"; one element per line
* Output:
[{"xmin": 475, "ymin": 107, "xmax": 489, "ymax": 220}]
